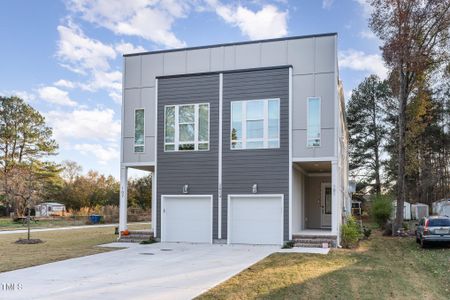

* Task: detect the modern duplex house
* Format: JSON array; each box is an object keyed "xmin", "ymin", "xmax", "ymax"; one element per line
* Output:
[{"xmin": 119, "ymin": 33, "xmax": 350, "ymax": 247}]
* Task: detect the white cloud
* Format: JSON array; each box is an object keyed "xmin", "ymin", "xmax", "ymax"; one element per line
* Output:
[
  {"xmin": 207, "ymin": 1, "xmax": 288, "ymax": 40},
  {"xmin": 45, "ymin": 108, "xmax": 120, "ymax": 142},
  {"xmin": 322, "ymin": 0, "xmax": 334, "ymax": 9},
  {"xmin": 115, "ymin": 42, "xmax": 146, "ymax": 55},
  {"xmin": 66, "ymin": 0, "xmax": 189, "ymax": 48},
  {"xmin": 354, "ymin": 0, "xmax": 372, "ymax": 17},
  {"xmin": 37, "ymin": 86, "xmax": 77, "ymax": 107},
  {"xmin": 57, "ymin": 22, "xmax": 116, "ymax": 73},
  {"xmin": 109, "ymin": 91, "xmax": 122, "ymax": 104},
  {"xmin": 339, "ymin": 49, "xmax": 388, "ymax": 79},
  {"xmin": 54, "ymin": 79, "xmax": 76, "ymax": 89},
  {"xmin": 0, "ymin": 90, "xmax": 36, "ymax": 102},
  {"xmin": 74, "ymin": 143, "xmax": 119, "ymax": 164},
  {"xmin": 359, "ymin": 30, "xmax": 376, "ymax": 40},
  {"xmin": 80, "ymin": 70, "xmax": 122, "ymax": 93}
]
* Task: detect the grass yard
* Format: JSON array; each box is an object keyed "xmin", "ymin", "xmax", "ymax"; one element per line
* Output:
[
  {"xmin": 198, "ymin": 232, "xmax": 450, "ymax": 300},
  {"xmin": 0, "ymin": 223, "xmax": 150, "ymax": 273}
]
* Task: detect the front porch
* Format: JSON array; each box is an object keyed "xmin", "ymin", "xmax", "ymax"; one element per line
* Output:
[
  {"xmin": 292, "ymin": 160, "xmax": 341, "ymax": 246},
  {"xmin": 118, "ymin": 164, "xmax": 155, "ymax": 241}
]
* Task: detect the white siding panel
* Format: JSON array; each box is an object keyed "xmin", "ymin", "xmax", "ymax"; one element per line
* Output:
[
  {"xmin": 292, "ymin": 128, "xmax": 335, "ymax": 158},
  {"xmin": 163, "ymin": 51, "xmax": 186, "ymax": 75},
  {"xmin": 261, "ymin": 41, "xmax": 288, "ymax": 66},
  {"xmin": 235, "ymin": 43, "xmax": 261, "ymax": 69},
  {"xmin": 210, "ymin": 47, "xmax": 224, "ymax": 71},
  {"xmin": 292, "ymin": 74, "xmax": 314, "ymax": 130},
  {"xmin": 223, "ymin": 46, "xmax": 235, "ymax": 70},
  {"xmin": 315, "ymin": 36, "xmax": 335, "ymax": 73},
  {"xmin": 315, "ymin": 73, "xmax": 335, "ymax": 128},
  {"xmin": 124, "ymin": 56, "xmax": 141, "ymax": 88},
  {"xmin": 288, "ymin": 38, "xmax": 315, "ymax": 75},
  {"xmin": 187, "ymin": 48, "xmax": 210, "ymax": 73},
  {"xmin": 123, "ymin": 89, "xmax": 141, "ymax": 138},
  {"xmin": 141, "ymin": 53, "xmax": 163, "ymax": 87},
  {"xmin": 141, "ymin": 87, "xmax": 156, "ymax": 137}
]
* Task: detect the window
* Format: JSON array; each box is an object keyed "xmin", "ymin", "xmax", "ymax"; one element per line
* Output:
[
  {"xmin": 231, "ymin": 99, "xmax": 280, "ymax": 150},
  {"xmin": 164, "ymin": 103, "xmax": 209, "ymax": 151},
  {"xmin": 307, "ymin": 97, "xmax": 321, "ymax": 147},
  {"xmin": 134, "ymin": 109, "xmax": 145, "ymax": 153}
]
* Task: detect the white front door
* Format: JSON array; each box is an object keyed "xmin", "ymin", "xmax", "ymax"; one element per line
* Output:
[
  {"xmin": 161, "ymin": 195, "xmax": 212, "ymax": 243},
  {"xmin": 228, "ymin": 195, "xmax": 283, "ymax": 245},
  {"xmin": 321, "ymin": 183, "xmax": 332, "ymax": 228}
]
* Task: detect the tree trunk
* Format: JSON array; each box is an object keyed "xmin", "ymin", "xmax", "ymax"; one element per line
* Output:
[
  {"xmin": 395, "ymin": 69, "xmax": 407, "ymax": 235},
  {"xmin": 372, "ymin": 95, "xmax": 382, "ymax": 196}
]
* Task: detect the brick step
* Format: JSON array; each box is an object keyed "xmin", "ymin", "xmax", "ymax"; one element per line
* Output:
[
  {"xmin": 118, "ymin": 230, "xmax": 154, "ymax": 243},
  {"xmin": 292, "ymin": 235, "xmax": 337, "ymax": 240},
  {"xmin": 294, "ymin": 243, "xmax": 328, "ymax": 248},
  {"xmin": 293, "ymin": 239, "xmax": 335, "ymax": 244},
  {"xmin": 118, "ymin": 237, "xmax": 150, "ymax": 243}
]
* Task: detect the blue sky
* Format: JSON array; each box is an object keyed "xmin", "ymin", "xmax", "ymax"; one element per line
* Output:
[{"xmin": 0, "ymin": 0, "xmax": 387, "ymax": 179}]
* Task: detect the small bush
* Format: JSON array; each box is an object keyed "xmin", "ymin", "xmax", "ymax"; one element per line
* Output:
[
  {"xmin": 362, "ymin": 227, "xmax": 372, "ymax": 239},
  {"xmin": 282, "ymin": 240, "xmax": 295, "ymax": 249},
  {"xmin": 341, "ymin": 216, "xmax": 362, "ymax": 248},
  {"xmin": 140, "ymin": 236, "xmax": 157, "ymax": 244},
  {"xmin": 370, "ymin": 194, "xmax": 394, "ymax": 228}
]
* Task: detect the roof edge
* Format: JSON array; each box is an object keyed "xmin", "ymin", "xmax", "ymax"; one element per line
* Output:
[{"xmin": 123, "ymin": 32, "xmax": 338, "ymax": 57}]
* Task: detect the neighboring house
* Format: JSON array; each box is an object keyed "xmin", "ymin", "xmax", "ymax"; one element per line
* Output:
[
  {"xmin": 119, "ymin": 33, "xmax": 350, "ymax": 246},
  {"xmin": 411, "ymin": 203, "xmax": 429, "ymax": 220},
  {"xmin": 432, "ymin": 199, "xmax": 450, "ymax": 217},
  {"xmin": 392, "ymin": 200, "xmax": 411, "ymax": 220},
  {"xmin": 35, "ymin": 202, "xmax": 66, "ymax": 217}
]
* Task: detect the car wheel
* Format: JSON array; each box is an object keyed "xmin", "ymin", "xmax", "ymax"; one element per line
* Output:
[{"xmin": 420, "ymin": 238, "xmax": 427, "ymax": 248}]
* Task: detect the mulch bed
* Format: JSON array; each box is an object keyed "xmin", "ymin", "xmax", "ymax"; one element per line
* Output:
[{"xmin": 15, "ymin": 238, "xmax": 44, "ymax": 244}]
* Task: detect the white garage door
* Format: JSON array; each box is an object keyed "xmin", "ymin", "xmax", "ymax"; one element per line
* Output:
[
  {"xmin": 228, "ymin": 195, "xmax": 283, "ymax": 245},
  {"xmin": 161, "ymin": 195, "xmax": 212, "ymax": 243}
]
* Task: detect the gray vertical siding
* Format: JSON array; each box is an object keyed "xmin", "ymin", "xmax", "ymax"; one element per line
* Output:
[
  {"xmin": 222, "ymin": 68, "xmax": 290, "ymax": 240},
  {"xmin": 157, "ymin": 74, "xmax": 220, "ymax": 239}
]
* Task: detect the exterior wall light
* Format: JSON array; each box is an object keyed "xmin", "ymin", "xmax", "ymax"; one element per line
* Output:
[
  {"xmin": 252, "ymin": 184, "xmax": 258, "ymax": 194},
  {"xmin": 182, "ymin": 184, "xmax": 189, "ymax": 194}
]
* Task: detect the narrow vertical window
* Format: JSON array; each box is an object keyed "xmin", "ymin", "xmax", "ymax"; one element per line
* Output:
[
  {"xmin": 307, "ymin": 97, "xmax": 321, "ymax": 147},
  {"xmin": 134, "ymin": 108, "xmax": 145, "ymax": 152}
]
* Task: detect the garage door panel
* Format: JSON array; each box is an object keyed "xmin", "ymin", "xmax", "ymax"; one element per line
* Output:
[
  {"xmin": 229, "ymin": 195, "xmax": 283, "ymax": 245},
  {"xmin": 163, "ymin": 196, "xmax": 212, "ymax": 243}
]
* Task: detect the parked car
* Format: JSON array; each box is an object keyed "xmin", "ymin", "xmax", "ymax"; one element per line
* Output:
[{"xmin": 415, "ymin": 216, "xmax": 450, "ymax": 248}]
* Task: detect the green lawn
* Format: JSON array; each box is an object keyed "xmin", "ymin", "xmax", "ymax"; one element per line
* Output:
[
  {"xmin": 198, "ymin": 232, "xmax": 450, "ymax": 300},
  {"xmin": 0, "ymin": 223, "xmax": 150, "ymax": 273}
]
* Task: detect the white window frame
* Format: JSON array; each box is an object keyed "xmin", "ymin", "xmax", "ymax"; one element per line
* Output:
[
  {"xmin": 230, "ymin": 98, "xmax": 280, "ymax": 150},
  {"xmin": 164, "ymin": 103, "xmax": 210, "ymax": 152},
  {"xmin": 307, "ymin": 97, "xmax": 321, "ymax": 147},
  {"xmin": 134, "ymin": 108, "xmax": 145, "ymax": 153}
]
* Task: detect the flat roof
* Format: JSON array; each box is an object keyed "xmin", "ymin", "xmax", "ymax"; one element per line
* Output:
[{"xmin": 123, "ymin": 32, "xmax": 337, "ymax": 57}]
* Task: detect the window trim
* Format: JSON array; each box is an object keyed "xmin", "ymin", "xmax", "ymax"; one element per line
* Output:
[
  {"xmin": 164, "ymin": 103, "xmax": 210, "ymax": 152},
  {"xmin": 230, "ymin": 98, "xmax": 280, "ymax": 150},
  {"xmin": 134, "ymin": 108, "xmax": 145, "ymax": 153},
  {"xmin": 306, "ymin": 96, "xmax": 321, "ymax": 148}
]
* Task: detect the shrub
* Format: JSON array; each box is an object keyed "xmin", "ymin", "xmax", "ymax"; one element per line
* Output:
[
  {"xmin": 370, "ymin": 194, "xmax": 394, "ymax": 228},
  {"xmin": 282, "ymin": 240, "xmax": 295, "ymax": 249},
  {"xmin": 362, "ymin": 227, "xmax": 372, "ymax": 239},
  {"xmin": 341, "ymin": 216, "xmax": 362, "ymax": 248}
]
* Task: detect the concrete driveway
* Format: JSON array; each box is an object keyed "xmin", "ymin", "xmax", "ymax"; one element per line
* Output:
[{"xmin": 0, "ymin": 242, "xmax": 279, "ymax": 300}]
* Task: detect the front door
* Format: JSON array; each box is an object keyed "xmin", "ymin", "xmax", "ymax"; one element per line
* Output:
[{"xmin": 321, "ymin": 183, "xmax": 332, "ymax": 228}]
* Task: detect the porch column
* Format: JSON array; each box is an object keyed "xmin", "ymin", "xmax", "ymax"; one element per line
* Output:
[
  {"xmin": 331, "ymin": 161, "xmax": 338, "ymax": 236},
  {"xmin": 151, "ymin": 170, "xmax": 156, "ymax": 236},
  {"xmin": 119, "ymin": 166, "xmax": 128, "ymax": 232}
]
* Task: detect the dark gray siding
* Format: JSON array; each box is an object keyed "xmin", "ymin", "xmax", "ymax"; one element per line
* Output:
[
  {"xmin": 222, "ymin": 68, "xmax": 290, "ymax": 240},
  {"xmin": 157, "ymin": 74, "xmax": 220, "ymax": 239}
]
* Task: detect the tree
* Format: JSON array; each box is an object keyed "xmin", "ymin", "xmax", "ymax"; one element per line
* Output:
[
  {"xmin": 347, "ymin": 75, "xmax": 391, "ymax": 195},
  {"xmin": 0, "ymin": 96, "xmax": 58, "ymax": 215},
  {"xmin": 369, "ymin": 0, "xmax": 450, "ymax": 233},
  {"xmin": 128, "ymin": 175, "xmax": 152, "ymax": 210},
  {"xmin": 61, "ymin": 160, "xmax": 82, "ymax": 183}
]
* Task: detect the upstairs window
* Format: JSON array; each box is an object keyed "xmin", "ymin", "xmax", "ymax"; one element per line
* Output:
[
  {"xmin": 231, "ymin": 99, "xmax": 280, "ymax": 150},
  {"xmin": 307, "ymin": 97, "xmax": 321, "ymax": 147},
  {"xmin": 134, "ymin": 109, "xmax": 145, "ymax": 153},
  {"xmin": 164, "ymin": 103, "xmax": 210, "ymax": 151}
]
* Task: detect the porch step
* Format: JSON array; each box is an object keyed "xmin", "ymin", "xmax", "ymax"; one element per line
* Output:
[
  {"xmin": 292, "ymin": 234, "xmax": 337, "ymax": 248},
  {"xmin": 118, "ymin": 230, "xmax": 154, "ymax": 243}
]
